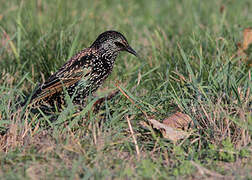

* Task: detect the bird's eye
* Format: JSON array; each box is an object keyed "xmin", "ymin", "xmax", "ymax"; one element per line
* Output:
[{"xmin": 115, "ymin": 41, "xmax": 125, "ymax": 48}]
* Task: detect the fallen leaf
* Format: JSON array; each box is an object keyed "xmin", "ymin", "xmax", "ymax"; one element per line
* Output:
[
  {"xmin": 163, "ymin": 111, "xmax": 193, "ymax": 130},
  {"xmin": 242, "ymin": 28, "xmax": 252, "ymax": 50},
  {"xmin": 237, "ymin": 28, "xmax": 252, "ymax": 66},
  {"xmin": 148, "ymin": 119, "xmax": 189, "ymax": 142}
]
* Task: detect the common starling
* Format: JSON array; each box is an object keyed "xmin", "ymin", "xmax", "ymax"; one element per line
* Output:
[{"xmin": 24, "ymin": 30, "xmax": 138, "ymax": 112}]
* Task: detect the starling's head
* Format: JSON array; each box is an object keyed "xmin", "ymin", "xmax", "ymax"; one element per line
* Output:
[{"xmin": 91, "ymin": 30, "xmax": 138, "ymax": 57}]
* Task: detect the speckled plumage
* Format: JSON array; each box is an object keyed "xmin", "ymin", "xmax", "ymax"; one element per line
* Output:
[{"xmin": 24, "ymin": 30, "xmax": 137, "ymax": 112}]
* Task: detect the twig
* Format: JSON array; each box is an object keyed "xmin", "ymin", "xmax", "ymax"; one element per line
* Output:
[{"xmin": 126, "ymin": 115, "xmax": 140, "ymax": 158}]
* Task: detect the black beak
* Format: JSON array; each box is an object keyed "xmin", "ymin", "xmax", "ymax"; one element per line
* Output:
[{"xmin": 125, "ymin": 46, "xmax": 138, "ymax": 57}]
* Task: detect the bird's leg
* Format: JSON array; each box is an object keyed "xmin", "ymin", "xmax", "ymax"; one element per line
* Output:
[{"xmin": 92, "ymin": 90, "xmax": 120, "ymax": 112}]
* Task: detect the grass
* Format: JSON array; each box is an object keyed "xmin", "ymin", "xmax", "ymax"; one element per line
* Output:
[{"xmin": 0, "ymin": 0, "xmax": 251, "ymax": 179}]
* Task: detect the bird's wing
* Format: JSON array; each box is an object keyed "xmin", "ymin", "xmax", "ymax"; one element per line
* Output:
[
  {"xmin": 28, "ymin": 49, "xmax": 94, "ymax": 106},
  {"xmin": 29, "ymin": 68, "xmax": 91, "ymax": 105}
]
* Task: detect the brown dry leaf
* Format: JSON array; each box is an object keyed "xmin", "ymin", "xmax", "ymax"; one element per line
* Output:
[
  {"xmin": 163, "ymin": 111, "xmax": 193, "ymax": 130},
  {"xmin": 242, "ymin": 28, "xmax": 252, "ymax": 50},
  {"xmin": 237, "ymin": 28, "xmax": 252, "ymax": 66},
  {"xmin": 148, "ymin": 119, "xmax": 189, "ymax": 142}
]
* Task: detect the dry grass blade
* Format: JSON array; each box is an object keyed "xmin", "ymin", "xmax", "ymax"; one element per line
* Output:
[
  {"xmin": 114, "ymin": 83, "xmax": 148, "ymax": 118},
  {"xmin": 126, "ymin": 115, "xmax": 140, "ymax": 158}
]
